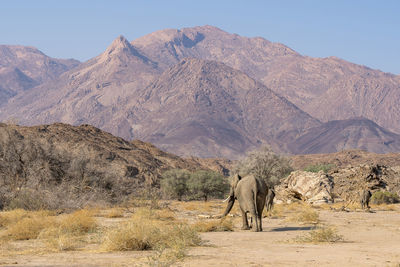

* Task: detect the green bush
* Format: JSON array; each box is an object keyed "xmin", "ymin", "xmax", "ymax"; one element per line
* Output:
[
  {"xmin": 187, "ymin": 170, "xmax": 229, "ymax": 201},
  {"xmin": 160, "ymin": 169, "xmax": 191, "ymax": 201},
  {"xmin": 304, "ymin": 164, "xmax": 335, "ymax": 173},
  {"xmin": 370, "ymin": 191, "xmax": 400, "ymax": 204}
]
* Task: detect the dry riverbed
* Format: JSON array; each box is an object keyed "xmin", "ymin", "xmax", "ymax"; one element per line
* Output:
[{"xmin": 0, "ymin": 201, "xmax": 399, "ymax": 267}]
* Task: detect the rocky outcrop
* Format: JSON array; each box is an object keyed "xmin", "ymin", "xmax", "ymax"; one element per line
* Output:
[
  {"xmin": 276, "ymin": 171, "xmax": 334, "ymax": 204},
  {"xmin": 330, "ymin": 164, "xmax": 400, "ymax": 202}
]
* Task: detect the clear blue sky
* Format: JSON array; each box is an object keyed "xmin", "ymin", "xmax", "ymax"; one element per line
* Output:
[{"xmin": 1, "ymin": 0, "xmax": 399, "ymax": 74}]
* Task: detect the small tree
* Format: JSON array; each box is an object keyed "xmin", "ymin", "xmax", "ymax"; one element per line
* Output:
[
  {"xmin": 160, "ymin": 169, "xmax": 191, "ymax": 201},
  {"xmin": 233, "ymin": 145, "xmax": 293, "ymax": 188},
  {"xmin": 187, "ymin": 170, "xmax": 228, "ymax": 201}
]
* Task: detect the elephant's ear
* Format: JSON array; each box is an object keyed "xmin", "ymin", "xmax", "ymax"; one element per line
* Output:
[{"xmin": 231, "ymin": 174, "xmax": 241, "ymax": 187}]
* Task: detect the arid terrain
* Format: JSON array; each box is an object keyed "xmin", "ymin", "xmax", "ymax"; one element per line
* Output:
[{"xmin": 0, "ymin": 201, "xmax": 399, "ymax": 267}]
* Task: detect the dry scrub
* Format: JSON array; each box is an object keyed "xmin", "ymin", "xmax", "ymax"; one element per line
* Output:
[
  {"xmin": 193, "ymin": 218, "xmax": 234, "ymax": 232},
  {"xmin": 294, "ymin": 226, "xmax": 344, "ymax": 243}
]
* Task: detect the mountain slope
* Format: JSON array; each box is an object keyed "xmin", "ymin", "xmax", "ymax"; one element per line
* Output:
[
  {"xmin": 131, "ymin": 25, "xmax": 400, "ymax": 133},
  {"xmin": 0, "ymin": 36, "xmax": 161, "ymax": 139},
  {"xmin": 288, "ymin": 117, "xmax": 400, "ymax": 154},
  {"xmin": 130, "ymin": 58, "xmax": 320, "ymax": 158},
  {"xmin": 0, "ymin": 45, "xmax": 79, "ymax": 103}
]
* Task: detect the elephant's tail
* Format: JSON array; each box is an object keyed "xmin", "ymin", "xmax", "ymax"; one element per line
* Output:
[{"xmin": 253, "ymin": 182, "xmax": 259, "ymax": 217}]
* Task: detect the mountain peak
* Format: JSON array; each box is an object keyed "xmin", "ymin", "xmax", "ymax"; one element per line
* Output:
[{"xmin": 104, "ymin": 35, "xmax": 133, "ymax": 55}]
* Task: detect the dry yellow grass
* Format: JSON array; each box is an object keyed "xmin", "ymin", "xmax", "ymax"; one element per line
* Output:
[
  {"xmin": 192, "ymin": 218, "xmax": 234, "ymax": 232},
  {"xmin": 287, "ymin": 205, "xmax": 320, "ymax": 225},
  {"xmin": 106, "ymin": 207, "xmax": 124, "ymax": 218},
  {"xmin": 58, "ymin": 209, "xmax": 97, "ymax": 234},
  {"xmin": 0, "ymin": 209, "xmax": 54, "ymax": 228},
  {"xmin": 101, "ymin": 210, "xmax": 201, "ymax": 252},
  {"xmin": 6, "ymin": 216, "xmax": 56, "ymax": 240}
]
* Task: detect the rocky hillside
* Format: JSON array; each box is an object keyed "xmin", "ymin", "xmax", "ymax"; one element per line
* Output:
[
  {"xmin": 0, "ymin": 123, "xmax": 208, "ymax": 209},
  {"xmin": 0, "ymin": 45, "xmax": 79, "ymax": 105},
  {"xmin": 291, "ymin": 149, "xmax": 400, "ymax": 170}
]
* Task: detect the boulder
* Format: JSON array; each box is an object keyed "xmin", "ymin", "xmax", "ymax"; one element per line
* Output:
[{"xmin": 276, "ymin": 170, "xmax": 334, "ymax": 204}]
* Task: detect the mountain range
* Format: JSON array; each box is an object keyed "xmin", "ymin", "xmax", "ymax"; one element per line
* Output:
[{"xmin": 1, "ymin": 25, "xmax": 400, "ymax": 158}]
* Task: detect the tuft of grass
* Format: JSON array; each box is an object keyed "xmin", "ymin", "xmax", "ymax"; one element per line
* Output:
[
  {"xmin": 294, "ymin": 226, "xmax": 344, "ymax": 243},
  {"xmin": 0, "ymin": 209, "xmax": 30, "ymax": 227},
  {"xmin": 303, "ymin": 164, "xmax": 335, "ymax": 173},
  {"xmin": 192, "ymin": 218, "xmax": 234, "ymax": 232},
  {"xmin": 106, "ymin": 207, "xmax": 124, "ymax": 218},
  {"xmin": 101, "ymin": 216, "xmax": 201, "ymax": 252},
  {"xmin": 287, "ymin": 205, "xmax": 319, "ymax": 225},
  {"xmin": 58, "ymin": 209, "xmax": 97, "ymax": 235},
  {"xmin": 6, "ymin": 216, "xmax": 56, "ymax": 240}
]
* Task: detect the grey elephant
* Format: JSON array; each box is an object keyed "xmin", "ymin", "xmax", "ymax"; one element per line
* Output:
[
  {"xmin": 222, "ymin": 174, "xmax": 268, "ymax": 232},
  {"xmin": 265, "ymin": 188, "xmax": 275, "ymax": 212},
  {"xmin": 360, "ymin": 189, "xmax": 372, "ymax": 209}
]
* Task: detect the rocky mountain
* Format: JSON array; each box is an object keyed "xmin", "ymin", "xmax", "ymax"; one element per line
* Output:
[
  {"xmin": 0, "ymin": 45, "xmax": 79, "ymax": 104},
  {"xmin": 1, "ymin": 36, "xmax": 161, "ymax": 138},
  {"xmin": 288, "ymin": 117, "xmax": 400, "ymax": 154},
  {"xmin": 1, "ymin": 26, "xmax": 400, "ymax": 157},
  {"xmin": 131, "ymin": 26, "xmax": 400, "ymax": 134},
  {"xmin": 129, "ymin": 58, "xmax": 320, "ymax": 158},
  {"xmin": 0, "ymin": 122, "xmax": 209, "ymax": 209}
]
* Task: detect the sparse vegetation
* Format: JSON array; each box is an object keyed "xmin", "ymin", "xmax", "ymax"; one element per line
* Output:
[
  {"xmin": 294, "ymin": 226, "xmax": 344, "ymax": 243},
  {"xmin": 370, "ymin": 191, "xmax": 400, "ymax": 204},
  {"xmin": 303, "ymin": 163, "xmax": 335, "ymax": 173},
  {"xmin": 187, "ymin": 170, "xmax": 229, "ymax": 201},
  {"xmin": 287, "ymin": 204, "xmax": 320, "ymax": 224},
  {"xmin": 193, "ymin": 218, "xmax": 234, "ymax": 232},
  {"xmin": 233, "ymin": 145, "xmax": 293, "ymax": 187}
]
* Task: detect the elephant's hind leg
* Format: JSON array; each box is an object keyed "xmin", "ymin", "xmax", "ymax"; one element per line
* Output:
[{"xmin": 240, "ymin": 209, "xmax": 250, "ymax": 230}]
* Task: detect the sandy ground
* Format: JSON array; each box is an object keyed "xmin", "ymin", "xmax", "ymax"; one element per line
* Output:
[{"xmin": 1, "ymin": 204, "xmax": 399, "ymax": 267}]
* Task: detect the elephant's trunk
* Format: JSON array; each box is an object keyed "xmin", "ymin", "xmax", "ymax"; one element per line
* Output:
[{"xmin": 222, "ymin": 196, "xmax": 235, "ymax": 217}]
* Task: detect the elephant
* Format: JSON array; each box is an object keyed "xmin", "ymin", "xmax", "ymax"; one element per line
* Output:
[
  {"xmin": 360, "ymin": 189, "xmax": 372, "ymax": 209},
  {"xmin": 265, "ymin": 188, "xmax": 275, "ymax": 212},
  {"xmin": 222, "ymin": 174, "xmax": 268, "ymax": 232}
]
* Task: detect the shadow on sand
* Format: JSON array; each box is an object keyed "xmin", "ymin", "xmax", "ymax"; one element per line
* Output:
[{"xmin": 270, "ymin": 226, "xmax": 315, "ymax": 232}]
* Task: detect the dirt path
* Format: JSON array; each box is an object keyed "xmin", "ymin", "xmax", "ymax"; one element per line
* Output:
[{"xmin": 184, "ymin": 210, "xmax": 400, "ymax": 266}]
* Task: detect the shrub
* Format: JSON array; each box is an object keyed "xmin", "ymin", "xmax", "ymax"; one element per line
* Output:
[
  {"xmin": 58, "ymin": 209, "xmax": 97, "ymax": 234},
  {"xmin": 294, "ymin": 226, "xmax": 343, "ymax": 243},
  {"xmin": 187, "ymin": 170, "xmax": 229, "ymax": 201},
  {"xmin": 7, "ymin": 189, "xmax": 51, "ymax": 211},
  {"xmin": 232, "ymin": 146, "xmax": 293, "ymax": 188},
  {"xmin": 161, "ymin": 169, "xmax": 191, "ymax": 201},
  {"xmin": 371, "ymin": 191, "xmax": 400, "ymax": 204},
  {"xmin": 303, "ymin": 164, "xmax": 335, "ymax": 173}
]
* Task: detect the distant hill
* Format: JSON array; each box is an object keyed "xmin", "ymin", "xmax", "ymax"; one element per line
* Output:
[
  {"xmin": 288, "ymin": 117, "xmax": 400, "ymax": 154},
  {"xmin": 0, "ymin": 45, "xmax": 79, "ymax": 105}
]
